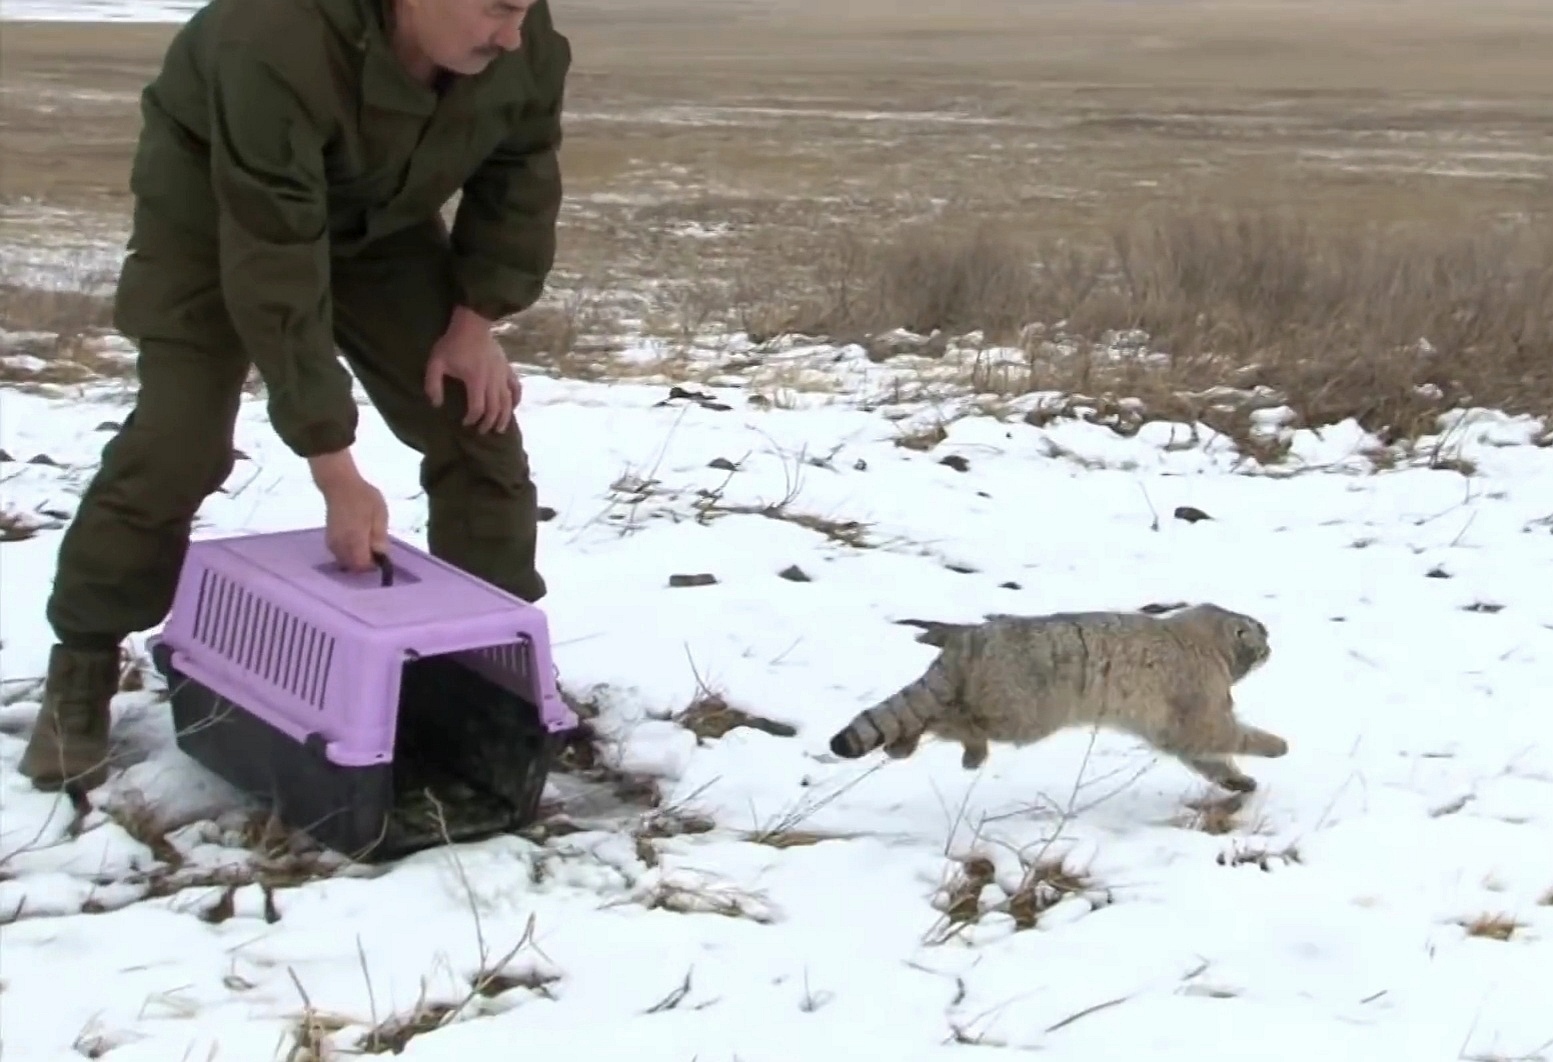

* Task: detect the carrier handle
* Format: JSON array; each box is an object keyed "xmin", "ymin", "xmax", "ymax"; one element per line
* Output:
[{"xmin": 371, "ymin": 550, "xmax": 394, "ymax": 587}]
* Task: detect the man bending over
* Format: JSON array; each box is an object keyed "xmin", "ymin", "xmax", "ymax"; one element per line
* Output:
[{"xmin": 19, "ymin": 0, "xmax": 570, "ymax": 792}]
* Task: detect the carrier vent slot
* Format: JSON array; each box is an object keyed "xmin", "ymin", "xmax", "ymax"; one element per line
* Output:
[{"xmin": 190, "ymin": 569, "xmax": 335, "ymax": 708}]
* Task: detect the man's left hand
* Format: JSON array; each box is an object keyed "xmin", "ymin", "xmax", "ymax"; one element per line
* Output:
[{"xmin": 425, "ymin": 306, "xmax": 522, "ymax": 433}]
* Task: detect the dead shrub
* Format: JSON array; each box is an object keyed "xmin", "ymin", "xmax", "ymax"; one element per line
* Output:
[
  {"xmin": 813, "ymin": 220, "xmax": 1039, "ymax": 340},
  {"xmin": 0, "ymin": 282, "xmax": 114, "ymax": 335},
  {"xmin": 779, "ymin": 205, "xmax": 1553, "ymax": 444},
  {"xmin": 1460, "ymin": 913, "xmax": 1524, "ymax": 942}
]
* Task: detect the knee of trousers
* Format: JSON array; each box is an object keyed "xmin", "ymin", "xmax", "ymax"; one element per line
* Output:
[
  {"xmin": 420, "ymin": 427, "xmax": 536, "ymax": 511},
  {"xmin": 92, "ymin": 418, "xmax": 239, "ymax": 520}
]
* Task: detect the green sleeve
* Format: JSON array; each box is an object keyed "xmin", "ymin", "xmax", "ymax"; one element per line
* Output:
[
  {"xmin": 449, "ymin": 46, "xmax": 570, "ymax": 322},
  {"xmin": 207, "ymin": 46, "xmax": 357, "ymax": 458}
]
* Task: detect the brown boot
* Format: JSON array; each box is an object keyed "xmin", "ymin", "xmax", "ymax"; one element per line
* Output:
[{"xmin": 17, "ymin": 645, "xmax": 121, "ymax": 793}]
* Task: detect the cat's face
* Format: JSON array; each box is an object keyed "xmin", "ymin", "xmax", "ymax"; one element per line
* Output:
[
  {"xmin": 1222, "ymin": 611, "xmax": 1272, "ymax": 677},
  {"xmin": 1181, "ymin": 603, "xmax": 1272, "ymax": 677}
]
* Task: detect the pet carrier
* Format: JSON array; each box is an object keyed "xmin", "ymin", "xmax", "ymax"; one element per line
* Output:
[{"xmin": 146, "ymin": 527, "xmax": 579, "ymax": 861}]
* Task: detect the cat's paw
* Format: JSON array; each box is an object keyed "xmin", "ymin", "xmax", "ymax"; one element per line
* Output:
[{"xmin": 1219, "ymin": 772, "xmax": 1258, "ymax": 794}]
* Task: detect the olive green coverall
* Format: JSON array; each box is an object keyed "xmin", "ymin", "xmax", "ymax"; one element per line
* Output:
[{"xmin": 20, "ymin": 0, "xmax": 570, "ymax": 791}]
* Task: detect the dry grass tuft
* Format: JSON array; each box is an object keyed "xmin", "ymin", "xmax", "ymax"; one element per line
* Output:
[
  {"xmin": 346, "ymin": 943, "xmax": 560, "ymax": 1056},
  {"xmin": 357, "ymin": 1000, "xmax": 459, "ymax": 1056},
  {"xmin": 772, "ymin": 209, "xmax": 1553, "ymax": 445},
  {"xmin": 674, "ymin": 690, "xmax": 798, "ymax": 743},
  {"xmin": 0, "ymin": 282, "xmax": 113, "ymax": 336},
  {"xmin": 631, "ymin": 805, "xmax": 716, "ymax": 868},
  {"xmin": 281, "ymin": 983, "xmax": 354, "ymax": 1062},
  {"xmin": 625, "ymin": 869, "xmax": 777, "ymax": 923},
  {"xmin": 348, "ymin": 868, "xmax": 560, "ymax": 1053},
  {"xmin": 929, "ymin": 850, "xmax": 1107, "ymax": 942},
  {"xmin": 1216, "ymin": 840, "xmax": 1303, "ymax": 871},
  {"xmin": 747, "ymin": 506, "xmax": 872, "ymax": 548},
  {"xmin": 788, "ymin": 221, "xmax": 1041, "ymax": 343},
  {"xmin": 1460, "ymin": 912, "xmax": 1525, "ymax": 942},
  {"xmin": 893, "ymin": 421, "xmax": 950, "ymax": 453},
  {"xmin": 1180, "ymin": 791, "xmax": 1252, "ymax": 836},
  {"xmin": 741, "ymin": 828, "xmax": 851, "ymax": 850},
  {"xmin": 938, "ymin": 854, "xmax": 998, "ymax": 931},
  {"xmin": 1002, "ymin": 857, "xmax": 1097, "ymax": 930},
  {"xmin": 0, "ymin": 327, "xmax": 132, "ymax": 387},
  {"xmin": 60, "ymin": 793, "xmax": 354, "ymax": 915}
]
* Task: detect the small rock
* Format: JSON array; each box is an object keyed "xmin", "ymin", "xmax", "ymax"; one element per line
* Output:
[
  {"xmin": 945, "ymin": 562, "xmax": 977, "ymax": 575},
  {"xmin": 657, "ymin": 385, "xmax": 731, "ymax": 412},
  {"xmin": 0, "ymin": 449, "xmax": 12, "ymax": 463},
  {"xmin": 939, "ymin": 455, "xmax": 970, "ymax": 473},
  {"xmin": 26, "ymin": 454, "xmax": 59, "ymax": 467},
  {"xmin": 1140, "ymin": 601, "xmax": 1190, "ymax": 614},
  {"xmin": 708, "ymin": 457, "xmax": 739, "ymax": 472},
  {"xmin": 777, "ymin": 565, "xmax": 810, "ymax": 582},
  {"xmin": 668, "ymin": 573, "xmax": 718, "ymax": 588},
  {"xmin": 976, "ymin": 490, "xmax": 991, "ymax": 499},
  {"xmin": 1425, "ymin": 566, "xmax": 1451, "ymax": 579},
  {"xmin": 95, "ymin": 421, "xmax": 121, "ymax": 432},
  {"xmin": 1463, "ymin": 602, "xmax": 1504, "ymax": 613},
  {"xmin": 999, "ymin": 581, "xmax": 1021, "ymax": 590},
  {"xmin": 1173, "ymin": 506, "xmax": 1212, "ymax": 523},
  {"xmin": 853, "ymin": 458, "xmax": 867, "ymax": 471},
  {"xmin": 537, "ymin": 505, "xmax": 558, "ymax": 522}
]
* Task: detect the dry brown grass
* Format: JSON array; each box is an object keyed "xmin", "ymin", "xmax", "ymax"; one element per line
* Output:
[
  {"xmin": 0, "ymin": 784, "xmax": 361, "ymax": 927},
  {"xmin": 4, "ymin": 1, "xmax": 1553, "ymax": 440},
  {"xmin": 1459, "ymin": 912, "xmax": 1525, "ymax": 942},
  {"xmin": 675, "ymin": 690, "xmax": 798, "ymax": 742},
  {"xmin": 1216, "ymin": 839, "xmax": 1304, "ymax": 871},
  {"xmin": 93, "ymin": 793, "xmax": 355, "ymax": 906},
  {"xmin": 768, "ymin": 212, "xmax": 1553, "ymax": 444},
  {"xmin": 0, "ymin": 283, "xmax": 113, "ymax": 336},
  {"xmin": 1181, "ymin": 792, "xmax": 1250, "ymax": 836},
  {"xmin": 929, "ymin": 850, "xmax": 1107, "ymax": 943}
]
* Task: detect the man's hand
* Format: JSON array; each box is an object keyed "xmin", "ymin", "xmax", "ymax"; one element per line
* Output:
[
  {"xmin": 308, "ymin": 450, "xmax": 389, "ymax": 571},
  {"xmin": 425, "ymin": 305, "xmax": 522, "ymax": 434}
]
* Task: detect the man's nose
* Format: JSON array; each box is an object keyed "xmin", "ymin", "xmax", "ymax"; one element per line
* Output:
[{"xmin": 493, "ymin": 15, "xmax": 525, "ymax": 50}]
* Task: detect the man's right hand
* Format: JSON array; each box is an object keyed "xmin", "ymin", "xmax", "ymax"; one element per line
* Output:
[{"xmin": 308, "ymin": 450, "xmax": 389, "ymax": 571}]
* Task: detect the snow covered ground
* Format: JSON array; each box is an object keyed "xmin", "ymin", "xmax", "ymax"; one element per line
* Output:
[
  {"xmin": 1, "ymin": 0, "xmax": 200, "ymax": 19},
  {"xmin": 3, "ymin": 333, "xmax": 1553, "ymax": 1061}
]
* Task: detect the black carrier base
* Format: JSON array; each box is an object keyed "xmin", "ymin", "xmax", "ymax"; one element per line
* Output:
[{"xmin": 150, "ymin": 641, "xmax": 559, "ymax": 862}]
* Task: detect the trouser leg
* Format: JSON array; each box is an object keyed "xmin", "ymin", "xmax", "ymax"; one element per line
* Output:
[
  {"xmin": 329, "ymin": 221, "xmax": 545, "ymax": 603},
  {"xmin": 45, "ymin": 337, "xmax": 250, "ymax": 646},
  {"xmin": 26, "ymin": 212, "xmax": 249, "ymax": 789},
  {"xmin": 48, "ymin": 205, "xmax": 252, "ymax": 647}
]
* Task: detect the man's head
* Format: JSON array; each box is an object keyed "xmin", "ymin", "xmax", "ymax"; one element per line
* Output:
[{"xmin": 393, "ymin": 0, "xmax": 534, "ymax": 78}]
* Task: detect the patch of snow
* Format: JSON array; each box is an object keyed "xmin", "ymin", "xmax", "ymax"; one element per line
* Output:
[
  {"xmin": 0, "ymin": 0, "xmax": 200, "ymax": 19},
  {"xmin": 2, "ymin": 366, "xmax": 1553, "ymax": 1060}
]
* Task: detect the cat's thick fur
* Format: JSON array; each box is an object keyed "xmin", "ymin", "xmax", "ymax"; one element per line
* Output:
[{"xmin": 827, "ymin": 603, "xmax": 1286, "ymax": 792}]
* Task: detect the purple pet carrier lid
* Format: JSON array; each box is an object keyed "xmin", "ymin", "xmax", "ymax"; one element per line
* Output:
[{"xmin": 211, "ymin": 528, "xmax": 524, "ymax": 630}]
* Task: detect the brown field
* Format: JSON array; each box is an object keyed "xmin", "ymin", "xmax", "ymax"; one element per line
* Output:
[{"xmin": 3, "ymin": 0, "xmax": 1553, "ymax": 440}]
